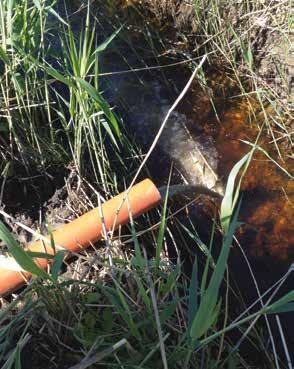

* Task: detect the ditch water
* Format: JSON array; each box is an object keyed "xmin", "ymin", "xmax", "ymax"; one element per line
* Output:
[{"xmin": 98, "ymin": 34, "xmax": 294, "ymax": 262}]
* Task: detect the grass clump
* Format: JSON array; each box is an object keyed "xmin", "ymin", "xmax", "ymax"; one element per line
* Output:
[{"xmin": 0, "ymin": 0, "xmax": 124, "ymax": 194}]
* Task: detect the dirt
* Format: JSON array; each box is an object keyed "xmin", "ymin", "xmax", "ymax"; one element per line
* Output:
[
  {"xmin": 257, "ymin": 29, "xmax": 293, "ymax": 103},
  {"xmin": 1, "ymin": 167, "xmax": 90, "ymax": 248}
]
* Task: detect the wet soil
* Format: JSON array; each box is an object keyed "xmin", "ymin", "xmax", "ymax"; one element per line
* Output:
[{"xmin": 1, "ymin": 167, "xmax": 90, "ymax": 247}]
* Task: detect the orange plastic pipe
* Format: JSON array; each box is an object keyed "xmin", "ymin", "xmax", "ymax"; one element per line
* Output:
[{"xmin": 0, "ymin": 179, "xmax": 161, "ymax": 296}]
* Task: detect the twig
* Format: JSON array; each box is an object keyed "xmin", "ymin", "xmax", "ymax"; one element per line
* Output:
[
  {"xmin": 68, "ymin": 338, "xmax": 127, "ymax": 369},
  {"xmin": 275, "ymin": 315, "xmax": 293, "ymax": 369},
  {"xmin": 110, "ymin": 55, "xmax": 207, "ymax": 236}
]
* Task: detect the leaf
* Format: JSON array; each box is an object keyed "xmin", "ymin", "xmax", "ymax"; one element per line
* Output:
[
  {"xmin": 155, "ymin": 180, "xmax": 169, "ymax": 269},
  {"xmin": 155, "ymin": 171, "xmax": 172, "ymax": 270},
  {"xmin": 76, "ymin": 78, "xmax": 121, "ymax": 138},
  {"xmin": 160, "ymin": 265, "xmax": 180, "ymax": 295},
  {"xmin": 102, "ymin": 308, "xmax": 113, "ymax": 333},
  {"xmin": 92, "ymin": 26, "xmax": 123, "ymax": 55},
  {"xmin": 267, "ymin": 291, "xmax": 294, "ymax": 314},
  {"xmin": 200, "ymin": 291, "xmax": 294, "ymax": 347},
  {"xmin": 51, "ymin": 251, "xmax": 66, "ymax": 281},
  {"xmin": 220, "ymin": 151, "xmax": 252, "ymax": 233},
  {"xmin": 26, "ymin": 251, "xmax": 54, "ymax": 260},
  {"xmin": 0, "ymin": 221, "xmax": 48, "ymax": 278},
  {"xmin": 131, "ymin": 237, "xmax": 145, "ymax": 269},
  {"xmin": 180, "ymin": 223, "xmax": 214, "ymax": 264},
  {"xmin": 85, "ymin": 292, "xmax": 100, "ymax": 304},
  {"xmin": 42, "ymin": 63, "xmax": 72, "ymax": 87},
  {"xmin": 134, "ymin": 274, "xmax": 152, "ymax": 314},
  {"xmin": 160, "ymin": 299, "xmax": 180, "ymax": 324},
  {"xmin": 105, "ymin": 285, "xmax": 140, "ymax": 339},
  {"xmin": 268, "ymin": 302, "xmax": 294, "ymax": 314},
  {"xmin": 48, "ymin": 7, "xmax": 69, "ymax": 26},
  {"xmin": 190, "ymin": 199, "xmax": 242, "ymax": 340},
  {"xmin": 188, "ymin": 153, "xmax": 253, "ymax": 340},
  {"xmin": 32, "ymin": 0, "xmax": 41, "ymax": 10},
  {"xmin": 244, "ymin": 44, "xmax": 253, "ymax": 68},
  {"xmin": 188, "ymin": 257, "xmax": 198, "ymax": 330},
  {"xmin": 129, "ymin": 198, "xmax": 145, "ymax": 269},
  {"xmin": 26, "ymin": 53, "xmax": 71, "ymax": 87},
  {"xmin": 100, "ymin": 118, "xmax": 119, "ymax": 150},
  {"xmin": 201, "ymin": 221, "xmax": 217, "ymax": 297},
  {"xmin": 0, "ymin": 46, "xmax": 10, "ymax": 64}
]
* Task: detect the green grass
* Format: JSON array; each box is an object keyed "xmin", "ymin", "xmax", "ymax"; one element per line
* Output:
[
  {"xmin": 0, "ymin": 0, "xmax": 129, "ymax": 194},
  {"xmin": 0, "ymin": 1, "xmax": 293, "ymax": 368}
]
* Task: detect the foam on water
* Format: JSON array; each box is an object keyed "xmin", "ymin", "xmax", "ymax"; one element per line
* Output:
[
  {"xmin": 105, "ymin": 72, "xmax": 222, "ymax": 193},
  {"xmin": 159, "ymin": 108, "xmax": 220, "ymax": 190}
]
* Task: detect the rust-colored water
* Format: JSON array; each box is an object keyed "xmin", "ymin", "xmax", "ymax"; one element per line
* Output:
[
  {"xmin": 217, "ymin": 108, "xmax": 293, "ymax": 261},
  {"xmin": 186, "ymin": 79, "xmax": 294, "ymax": 262}
]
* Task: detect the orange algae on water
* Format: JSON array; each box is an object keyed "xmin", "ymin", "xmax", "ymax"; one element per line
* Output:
[
  {"xmin": 185, "ymin": 79, "xmax": 293, "ymax": 262},
  {"xmin": 215, "ymin": 103, "xmax": 294, "ymax": 261}
]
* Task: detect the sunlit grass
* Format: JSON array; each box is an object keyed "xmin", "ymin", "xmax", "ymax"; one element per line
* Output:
[{"xmin": 0, "ymin": 0, "xmax": 124, "ymax": 191}]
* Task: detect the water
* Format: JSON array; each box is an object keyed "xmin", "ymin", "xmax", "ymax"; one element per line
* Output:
[
  {"xmin": 61, "ymin": 1, "xmax": 223, "ymax": 193},
  {"xmin": 98, "ymin": 23, "xmax": 294, "ymax": 354},
  {"xmin": 101, "ymin": 58, "xmax": 223, "ymax": 195},
  {"xmin": 91, "ymin": 7, "xmax": 294, "ymax": 265},
  {"xmin": 34, "ymin": 3, "xmax": 293, "ymax": 363},
  {"xmin": 42, "ymin": 0, "xmax": 294, "ymax": 275}
]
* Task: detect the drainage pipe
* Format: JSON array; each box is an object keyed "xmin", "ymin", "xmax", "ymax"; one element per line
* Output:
[
  {"xmin": 0, "ymin": 179, "xmax": 161, "ymax": 296},
  {"xmin": 0, "ymin": 180, "xmax": 222, "ymax": 296}
]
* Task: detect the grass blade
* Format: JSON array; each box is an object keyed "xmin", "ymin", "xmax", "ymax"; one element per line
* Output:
[{"xmin": 0, "ymin": 221, "xmax": 49, "ymax": 278}]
